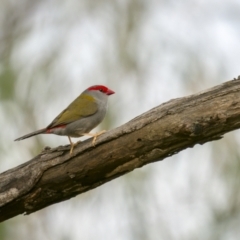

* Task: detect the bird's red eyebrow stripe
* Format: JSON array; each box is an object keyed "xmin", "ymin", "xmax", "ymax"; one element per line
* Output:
[
  {"xmin": 88, "ymin": 85, "xmax": 108, "ymax": 91},
  {"xmin": 46, "ymin": 125, "xmax": 66, "ymax": 133}
]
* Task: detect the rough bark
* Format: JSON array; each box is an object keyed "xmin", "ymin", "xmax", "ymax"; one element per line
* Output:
[{"xmin": 1, "ymin": 77, "xmax": 240, "ymax": 222}]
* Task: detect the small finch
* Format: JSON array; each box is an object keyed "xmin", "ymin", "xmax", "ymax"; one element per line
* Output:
[{"xmin": 15, "ymin": 85, "xmax": 115, "ymax": 154}]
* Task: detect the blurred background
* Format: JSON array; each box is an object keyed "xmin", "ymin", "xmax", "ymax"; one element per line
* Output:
[{"xmin": 1, "ymin": 0, "xmax": 240, "ymax": 239}]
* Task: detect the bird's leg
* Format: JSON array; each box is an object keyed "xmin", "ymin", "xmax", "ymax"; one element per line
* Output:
[
  {"xmin": 68, "ymin": 137, "xmax": 74, "ymax": 154},
  {"xmin": 68, "ymin": 136, "xmax": 76, "ymax": 155},
  {"xmin": 82, "ymin": 130, "xmax": 106, "ymax": 146},
  {"xmin": 68, "ymin": 137, "xmax": 81, "ymax": 154}
]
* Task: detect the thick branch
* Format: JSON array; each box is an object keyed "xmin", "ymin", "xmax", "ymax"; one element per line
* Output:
[{"xmin": 1, "ymin": 77, "xmax": 240, "ymax": 222}]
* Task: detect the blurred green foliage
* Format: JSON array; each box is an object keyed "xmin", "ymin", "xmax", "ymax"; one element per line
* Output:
[{"xmin": 0, "ymin": 64, "xmax": 15, "ymax": 101}]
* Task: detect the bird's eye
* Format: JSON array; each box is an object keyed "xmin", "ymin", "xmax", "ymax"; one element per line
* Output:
[{"xmin": 99, "ymin": 89, "xmax": 104, "ymax": 92}]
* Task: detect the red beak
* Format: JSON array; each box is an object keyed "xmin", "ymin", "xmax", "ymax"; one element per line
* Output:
[{"xmin": 106, "ymin": 89, "xmax": 115, "ymax": 95}]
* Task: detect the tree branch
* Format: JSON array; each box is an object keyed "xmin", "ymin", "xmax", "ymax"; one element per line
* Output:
[{"xmin": 1, "ymin": 77, "xmax": 240, "ymax": 222}]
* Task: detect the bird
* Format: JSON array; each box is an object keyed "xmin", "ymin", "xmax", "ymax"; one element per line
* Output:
[{"xmin": 15, "ymin": 85, "xmax": 115, "ymax": 154}]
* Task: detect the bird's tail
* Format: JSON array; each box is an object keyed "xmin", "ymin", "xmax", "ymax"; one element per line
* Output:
[{"xmin": 14, "ymin": 128, "xmax": 47, "ymax": 141}]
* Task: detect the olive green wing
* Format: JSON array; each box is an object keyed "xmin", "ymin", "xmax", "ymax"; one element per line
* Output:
[{"xmin": 47, "ymin": 94, "xmax": 98, "ymax": 128}]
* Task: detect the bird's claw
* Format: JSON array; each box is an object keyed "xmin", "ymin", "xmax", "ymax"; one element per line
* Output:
[
  {"xmin": 92, "ymin": 137, "xmax": 96, "ymax": 146},
  {"xmin": 68, "ymin": 137, "xmax": 82, "ymax": 155},
  {"xmin": 82, "ymin": 130, "xmax": 106, "ymax": 147},
  {"xmin": 91, "ymin": 130, "xmax": 106, "ymax": 146},
  {"xmin": 70, "ymin": 145, "xmax": 74, "ymax": 155}
]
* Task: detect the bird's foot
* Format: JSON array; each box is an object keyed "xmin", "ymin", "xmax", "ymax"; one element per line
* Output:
[
  {"xmin": 68, "ymin": 137, "xmax": 81, "ymax": 155},
  {"xmin": 82, "ymin": 130, "xmax": 106, "ymax": 146},
  {"xmin": 70, "ymin": 144, "xmax": 74, "ymax": 155}
]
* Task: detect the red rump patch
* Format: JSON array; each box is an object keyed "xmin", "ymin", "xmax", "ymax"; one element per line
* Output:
[{"xmin": 46, "ymin": 125, "xmax": 66, "ymax": 133}]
